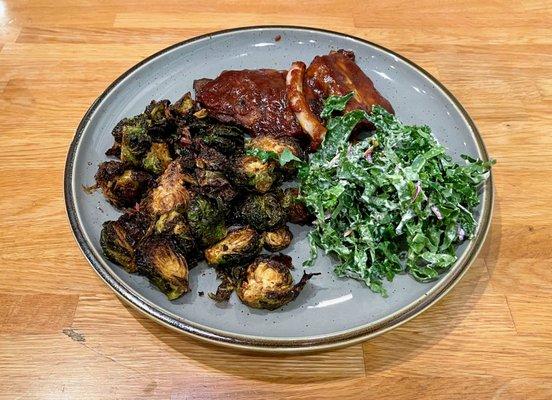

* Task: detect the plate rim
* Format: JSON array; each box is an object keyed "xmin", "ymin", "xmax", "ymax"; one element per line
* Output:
[{"xmin": 64, "ymin": 25, "xmax": 494, "ymax": 353}]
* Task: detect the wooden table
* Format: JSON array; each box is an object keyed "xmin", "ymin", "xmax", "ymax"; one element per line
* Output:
[{"xmin": 1, "ymin": 1, "xmax": 551, "ymax": 398}]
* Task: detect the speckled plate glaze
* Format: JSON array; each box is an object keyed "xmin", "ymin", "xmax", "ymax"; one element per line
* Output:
[{"xmin": 65, "ymin": 26, "xmax": 493, "ymax": 353}]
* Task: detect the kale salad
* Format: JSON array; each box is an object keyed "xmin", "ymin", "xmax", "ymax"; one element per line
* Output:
[{"xmin": 298, "ymin": 94, "xmax": 494, "ymax": 295}]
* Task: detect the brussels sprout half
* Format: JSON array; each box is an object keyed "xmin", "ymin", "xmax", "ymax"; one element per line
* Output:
[
  {"xmin": 111, "ymin": 115, "xmax": 145, "ymax": 144},
  {"xmin": 230, "ymin": 154, "xmax": 279, "ymax": 193},
  {"xmin": 194, "ymin": 141, "xmax": 229, "ymax": 172},
  {"xmin": 155, "ymin": 210, "xmax": 197, "ymax": 261},
  {"xmin": 186, "ymin": 194, "xmax": 227, "ymax": 248},
  {"xmin": 204, "ymin": 226, "xmax": 262, "ymax": 269},
  {"xmin": 142, "ymin": 142, "xmax": 172, "ymax": 175},
  {"xmin": 195, "ymin": 124, "xmax": 245, "ymax": 156},
  {"xmin": 195, "ymin": 169, "xmax": 237, "ymax": 203},
  {"xmin": 136, "ymin": 236, "xmax": 189, "ymax": 300},
  {"xmin": 120, "ymin": 118, "xmax": 151, "ymax": 166},
  {"xmin": 263, "ymin": 225, "xmax": 293, "ymax": 252},
  {"xmin": 100, "ymin": 211, "xmax": 153, "ymax": 273},
  {"xmin": 239, "ymin": 193, "xmax": 286, "ymax": 231},
  {"xmin": 236, "ymin": 255, "xmax": 319, "ymax": 310},
  {"xmin": 281, "ymin": 187, "xmax": 312, "ymax": 225},
  {"xmin": 141, "ymin": 158, "xmax": 191, "ymax": 216},
  {"xmin": 95, "ymin": 161, "xmax": 153, "ymax": 209}
]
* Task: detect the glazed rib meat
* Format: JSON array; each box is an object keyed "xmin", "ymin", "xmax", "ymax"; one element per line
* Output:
[
  {"xmin": 194, "ymin": 50, "xmax": 394, "ymax": 151},
  {"xmin": 304, "ymin": 49, "xmax": 394, "ymax": 116},
  {"xmin": 286, "ymin": 61, "xmax": 327, "ymax": 151},
  {"xmin": 194, "ymin": 69, "xmax": 303, "ymax": 138}
]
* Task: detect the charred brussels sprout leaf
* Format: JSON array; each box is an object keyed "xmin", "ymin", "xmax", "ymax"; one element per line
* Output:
[
  {"xmin": 136, "ymin": 236, "xmax": 189, "ymax": 300},
  {"xmin": 239, "ymin": 193, "xmax": 286, "ymax": 231},
  {"xmin": 281, "ymin": 187, "xmax": 312, "ymax": 225},
  {"xmin": 171, "ymin": 92, "xmax": 195, "ymax": 117},
  {"xmin": 173, "ymin": 138, "xmax": 196, "ymax": 169},
  {"xmin": 144, "ymin": 99, "xmax": 177, "ymax": 140},
  {"xmin": 236, "ymin": 255, "xmax": 319, "ymax": 310},
  {"xmin": 141, "ymin": 158, "xmax": 191, "ymax": 216},
  {"xmin": 204, "ymin": 226, "xmax": 262, "ymax": 269},
  {"xmin": 195, "ymin": 169, "xmax": 237, "ymax": 203},
  {"xmin": 230, "ymin": 155, "xmax": 280, "ymax": 193},
  {"xmin": 194, "ymin": 141, "xmax": 228, "ymax": 172},
  {"xmin": 186, "ymin": 194, "xmax": 227, "ymax": 247},
  {"xmin": 263, "ymin": 225, "xmax": 293, "ymax": 252},
  {"xmin": 195, "ymin": 124, "xmax": 245, "ymax": 156},
  {"xmin": 100, "ymin": 211, "xmax": 153, "ymax": 272},
  {"xmin": 143, "ymin": 142, "xmax": 172, "ymax": 175},
  {"xmin": 155, "ymin": 210, "xmax": 197, "ymax": 260},
  {"xmin": 105, "ymin": 142, "xmax": 121, "ymax": 158},
  {"xmin": 95, "ymin": 161, "xmax": 153, "ymax": 209},
  {"xmin": 208, "ymin": 274, "xmax": 235, "ymax": 302}
]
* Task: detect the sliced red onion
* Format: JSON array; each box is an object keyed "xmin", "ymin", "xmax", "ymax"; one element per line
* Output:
[
  {"xmin": 457, "ymin": 226, "xmax": 465, "ymax": 241},
  {"xmin": 412, "ymin": 182, "xmax": 422, "ymax": 202},
  {"xmin": 431, "ymin": 205, "xmax": 443, "ymax": 220},
  {"xmin": 344, "ymin": 229, "xmax": 353, "ymax": 237},
  {"xmin": 364, "ymin": 146, "xmax": 373, "ymax": 158}
]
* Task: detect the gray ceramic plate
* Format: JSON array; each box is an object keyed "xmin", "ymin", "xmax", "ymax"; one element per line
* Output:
[{"xmin": 65, "ymin": 26, "xmax": 493, "ymax": 353}]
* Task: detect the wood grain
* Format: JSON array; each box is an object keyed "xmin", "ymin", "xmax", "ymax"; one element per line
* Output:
[{"xmin": 1, "ymin": 0, "xmax": 551, "ymax": 399}]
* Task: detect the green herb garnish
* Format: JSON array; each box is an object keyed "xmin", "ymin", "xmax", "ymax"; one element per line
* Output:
[
  {"xmin": 298, "ymin": 95, "xmax": 494, "ymax": 296},
  {"xmin": 278, "ymin": 148, "xmax": 302, "ymax": 166},
  {"xmin": 246, "ymin": 147, "xmax": 301, "ymax": 166}
]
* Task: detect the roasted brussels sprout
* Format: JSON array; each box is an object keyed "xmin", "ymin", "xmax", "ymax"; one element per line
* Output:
[
  {"xmin": 141, "ymin": 158, "xmax": 191, "ymax": 216},
  {"xmin": 95, "ymin": 161, "xmax": 153, "ymax": 209},
  {"xmin": 111, "ymin": 115, "xmax": 145, "ymax": 144},
  {"xmin": 281, "ymin": 187, "xmax": 312, "ymax": 225},
  {"xmin": 204, "ymin": 226, "xmax": 262, "ymax": 269},
  {"xmin": 171, "ymin": 92, "xmax": 195, "ymax": 116},
  {"xmin": 236, "ymin": 255, "xmax": 318, "ymax": 310},
  {"xmin": 263, "ymin": 225, "xmax": 293, "ymax": 252},
  {"xmin": 230, "ymin": 155, "xmax": 280, "ymax": 193},
  {"xmin": 195, "ymin": 169, "xmax": 237, "ymax": 203},
  {"xmin": 246, "ymin": 135, "xmax": 305, "ymax": 176},
  {"xmin": 142, "ymin": 142, "xmax": 172, "ymax": 175},
  {"xmin": 186, "ymin": 194, "xmax": 227, "ymax": 247},
  {"xmin": 100, "ymin": 211, "xmax": 153, "ymax": 272},
  {"xmin": 144, "ymin": 99, "xmax": 177, "ymax": 140},
  {"xmin": 239, "ymin": 193, "xmax": 286, "ymax": 231},
  {"xmin": 194, "ymin": 141, "xmax": 228, "ymax": 171},
  {"xmin": 155, "ymin": 210, "xmax": 197, "ymax": 259},
  {"xmin": 195, "ymin": 124, "xmax": 245, "ymax": 156},
  {"xmin": 120, "ymin": 118, "xmax": 151, "ymax": 166},
  {"xmin": 136, "ymin": 236, "xmax": 189, "ymax": 300}
]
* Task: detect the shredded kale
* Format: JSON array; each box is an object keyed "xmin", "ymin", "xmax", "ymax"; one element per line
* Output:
[{"xmin": 298, "ymin": 94, "xmax": 494, "ymax": 296}]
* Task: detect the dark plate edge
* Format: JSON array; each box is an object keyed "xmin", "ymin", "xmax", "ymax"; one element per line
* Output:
[{"xmin": 64, "ymin": 25, "xmax": 494, "ymax": 353}]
